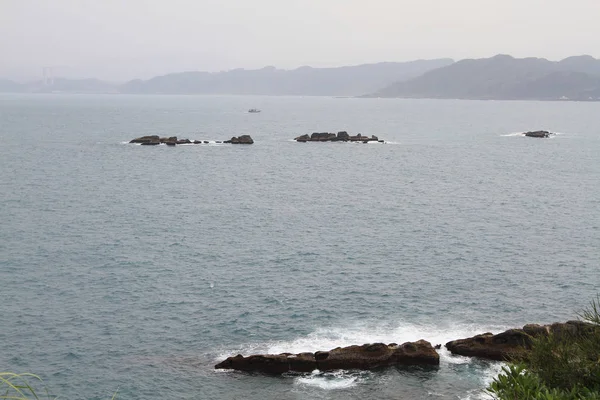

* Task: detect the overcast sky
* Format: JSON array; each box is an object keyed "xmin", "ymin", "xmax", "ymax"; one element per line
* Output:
[{"xmin": 2, "ymin": 0, "xmax": 599, "ymax": 81}]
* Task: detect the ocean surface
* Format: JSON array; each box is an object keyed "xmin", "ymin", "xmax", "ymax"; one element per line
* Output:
[{"xmin": 1, "ymin": 94, "xmax": 599, "ymax": 400}]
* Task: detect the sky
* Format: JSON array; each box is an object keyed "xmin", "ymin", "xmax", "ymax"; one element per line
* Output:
[{"xmin": 1, "ymin": 0, "xmax": 600, "ymax": 81}]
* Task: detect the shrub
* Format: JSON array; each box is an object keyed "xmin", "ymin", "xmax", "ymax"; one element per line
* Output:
[{"xmin": 489, "ymin": 295, "xmax": 600, "ymax": 399}]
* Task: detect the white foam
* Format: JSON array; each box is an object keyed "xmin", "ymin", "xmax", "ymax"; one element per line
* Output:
[
  {"xmin": 295, "ymin": 369, "xmax": 364, "ymax": 390},
  {"xmin": 500, "ymin": 132, "xmax": 525, "ymax": 137},
  {"xmin": 263, "ymin": 321, "xmax": 506, "ymax": 359},
  {"xmin": 215, "ymin": 320, "xmax": 509, "ymax": 393}
]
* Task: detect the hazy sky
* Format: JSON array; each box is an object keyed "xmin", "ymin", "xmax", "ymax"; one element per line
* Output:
[{"xmin": 2, "ymin": 0, "xmax": 600, "ymax": 81}]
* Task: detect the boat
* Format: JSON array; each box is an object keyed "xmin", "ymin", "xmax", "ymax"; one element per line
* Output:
[{"xmin": 248, "ymin": 108, "xmax": 261, "ymax": 113}]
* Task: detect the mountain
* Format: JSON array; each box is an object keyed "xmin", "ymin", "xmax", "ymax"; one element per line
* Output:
[
  {"xmin": 25, "ymin": 78, "xmax": 118, "ymax": 93},
  {"xmin": 0, "ymin": 79, "xmax": 24, "ymax": 93},
  {"xmin": 119, "ymin": 59, "xmax": 454, "ymax": 96},
  {"xmin": 371, "ymin": 55, "xmax": 600, "ymax": 101}
]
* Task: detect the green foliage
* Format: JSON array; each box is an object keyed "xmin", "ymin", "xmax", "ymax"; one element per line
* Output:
[
  {"xmin": 489, "ymin": 296, "xmax": 600, "ymax": 400},
  {"xmin": 0, "ymin": 372, "xmax": 49, "ymax": 400},
  {"xmin": 488, "ymin": 364, "xmax": 600, "ymax": 400}
]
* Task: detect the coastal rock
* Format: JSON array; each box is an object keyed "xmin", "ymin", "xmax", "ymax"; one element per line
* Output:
[
  {"xmin": 130, "ymin": 135, "xmax": 160, "ymax": 144},
  {"xmin": 224, "ymin": 135, "xmax": 254, "ymax": 144},
  {"xmin": 294, "ymin": 131, "xmax": 383, "ymax": 142},
  {"xmin": 446, "ymin": 329, "xmax": 533, "ymax": 361},
  {"xmin": 295, "ymin": 134, "xmax": 310, "ymax": 142},
  {"xmin": 337, "ymin": 131, "xmax": 350, "ymax": 140},
  {"xmin": 446, "ymin": 320, "xmax": 597, "ymax": 361},
  {"xmin": 523, "ymin": 130, "xmax": 553, "ymax": 138},
  {"xmin": 215, "ymin": 340, "xmax": 439, "ymax": 374}
]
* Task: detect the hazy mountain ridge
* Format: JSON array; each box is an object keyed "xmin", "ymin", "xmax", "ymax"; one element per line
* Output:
[
  {"xmin": 119, "ymin": 60, "xmax": 454, "ymax": 95},
  {"xmin": 371, "ymin": 54, "xmax": 600, "ymax": 100},
  {"xmin": 2, "ymin": 55, "xmax": 600, "ymax": 100},
  {"xmin": 0, "ymin": 60, "xmax": 453, "ymax": 96}
]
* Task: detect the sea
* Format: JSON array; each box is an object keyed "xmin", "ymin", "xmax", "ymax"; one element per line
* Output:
[{"xmin": 1, "ymin": 94, "xmax": 599, "ymax": 400}]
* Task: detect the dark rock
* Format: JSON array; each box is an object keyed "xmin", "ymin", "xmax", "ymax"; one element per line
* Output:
[
  {"xmin": 524, "ymin": 130, "xmax": 552, "ymax": 138},
  {"xmin": 130, "ymin": 135, "xmax": 160, "ymax": 144},
  {"xmin": 295, "ymin": 131, "xmax": 384, "ymax": 143},
  {"xmin": 446, "ymin": 329, "xmax": 532, "ymax": 361},
  {"xmin": 163, "ymin": 136, "xmax": 178, "ymax": 145},
  {"xmin": 446, "ymin": 321, "xmax": 598, "ymax": 361},
  {"xmin": 434, "ymin": 344, "xmax": 441, "ymax": 350},
  {"xmin": 204, "ymin": 141, "xmax": 209, "ymax": 144},
  {"xmin": 337, "ymin": 131, "xmax": 350, "ymax": 141},
  {"xmin": 140, "ymin": 141, "xmax": 160, "ymax": 145},
  {"xmin": 193, "ymin": 140, "xmax": 202, "ymax": 144},
  {"xmin": 225, "ymin": 135, "xmax": 254, "ymax": 144},
  {"xmin": 215, "ymin": 340, "xmax": 439, "ymax": 374},
  {"xmin": 177, "ymin": 139, "xmax": 192, "ymax": 144}
]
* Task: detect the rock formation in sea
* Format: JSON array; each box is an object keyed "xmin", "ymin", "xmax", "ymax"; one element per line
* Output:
[
  {"xmin": 129, "ymin": 135, "xmax": 254, "ymax": 145},
  {"xmin": 446, "ymin": 320, "xmax": 597, "ymax": 361},
  {"xmin": 294, "ymin": 131, "xmax": 383, "ymax": 142},
  {"xmin": 523, "ymin": 130, "xmax": 554, "ymax": 138},
  {"xmin": 215, "ymin": 340, "xmax": 439, "ymax": 374},
  {"xmin": 224, "ymin": 135, "xmax": 254, "ymax": 144}
]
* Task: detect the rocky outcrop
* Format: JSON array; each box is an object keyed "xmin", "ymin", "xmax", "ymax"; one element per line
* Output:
[
  {"xmin": 523, "ymin": 130, "xmax": 553, "ymax": 138},
  {"xmin": 224, "ymin": 135, "xmax": 254, "ymax": 144},
  {"xmin": 446, "ymin": 320, "xmax": 597, "ymax": 361},
  {"xmin": 129, "ymin": 135, "xmax": 254, "ymax": 145},
  {"xmin": 295, "ymin": 131, "xmax": 383, "ymax": 143},
  {"xmin": 130, "ymin": 135, "xmax": 161, "ymax": 145},
  {"xmin": 215, "ymin": 340, "xmax": 439, "ymax": 374}
]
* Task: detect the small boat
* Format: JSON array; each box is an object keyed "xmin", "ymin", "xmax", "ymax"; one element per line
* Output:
[{"xmin": 248, "ymin": 108, "xmax": 261, "ymax": 113}]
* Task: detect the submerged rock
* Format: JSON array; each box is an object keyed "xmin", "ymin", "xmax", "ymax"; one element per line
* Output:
[
  {"xmin": 215, "ymin": 340, "xmax": 439, "ymax": 374},
  {"xmin": 446, "ymin": 320, "xmax": 597, "ymax": 361}
]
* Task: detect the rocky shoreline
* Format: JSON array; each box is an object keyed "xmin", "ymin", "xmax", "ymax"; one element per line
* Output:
[
  {"xmin": 215, "ymin": 340, "xmax": 439, "ymax": 374},
  {"xmin": 215, "ymin": 320, "xmax": 597, "ymax": 374}
]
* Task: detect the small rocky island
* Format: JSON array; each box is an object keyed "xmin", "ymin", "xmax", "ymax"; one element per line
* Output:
[
  {"xmin": 215, "ymin": 340, "xmax": 439, "ymax": 374},
  {"xmin": 129, "ymin": 135, "xmax": 253, "ymax": 145},
  {"xmin": 295, "ymin": 131, "xmax": 384, "ymax": 143},
  {"xmin": 523, "ymin": 130, "xmax": 554, "ymax": 138}
]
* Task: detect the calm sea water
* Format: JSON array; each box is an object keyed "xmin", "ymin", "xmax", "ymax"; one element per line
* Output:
[{"xmin": 1, "ymin": 94, "xmax": 599, "ymax": 400}]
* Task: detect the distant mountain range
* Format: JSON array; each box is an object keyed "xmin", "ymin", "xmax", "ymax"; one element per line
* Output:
[
  {"xmin": 121, "ymin": 59, "xmax": 453, "ymax": 95},
  {"xmin": 0, "ymin": 60, "xmax": 452, "ymax": 96},
  {"xmin": 370, "ymin": 55, "xmax": 600, "ymax": 101},
  {"xmin": 2, "ymin": 55, "xmax": 600, "ymax": 101}
]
